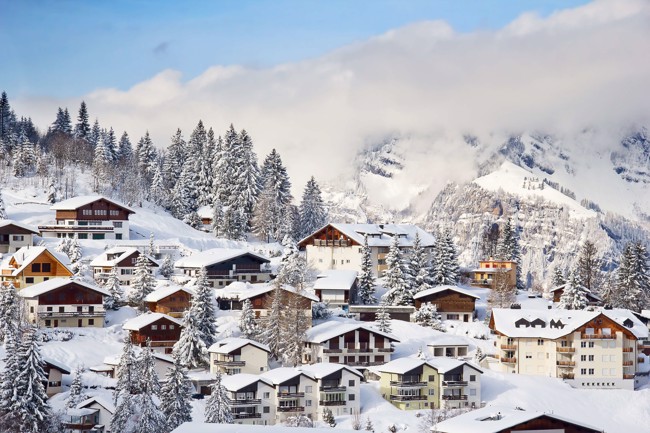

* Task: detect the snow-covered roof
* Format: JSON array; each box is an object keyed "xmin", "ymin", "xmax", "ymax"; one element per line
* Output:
[
  {"xmin": 260, "ymin": 367, "xmax": 316, "ymax": 384},
  {"xmin": 427, "ymin": 357, "xmax": 482, "ymax": 374},
  {"xmin": 43, "ymin": 356, "xmax": 71, "ymax": 374},
  {"xmin": 0, "ymin": 219, "xmax": 38, "ymax": 234},
  {"xmin": 77, "ymin": 396, "xmax": 116, "ymax": 414},
  {"xmin": 305, "ymin": 321, "xmax": 399, "ymax": 343},
  {"xmin": 3, "ymin": 246, "xmax": 72, "ymax": 276},
  {"xmin": 299, "ymin": 362, "xmax": 363, "ymax": 379},
  {"xmin": 549, "ymin": 283, "xmax": 603, "ymax": 301},
  {"xmin": 491, "ymin": 308, "xmax": 648, "ymax": 340},
  {"xmin": 207, "ymin": 337, "xmax": 270, "ymax": 354},
  {"xmin": 299, "ymin": 223, "xmax": 435, "ymax": 248},
  {"xmin": 18, "ymin": 278, "xmax": 110, "ymax": 298},
  {"xmin": 66, "ymin": 407, "xmax": 97, "ymax": 417},
  {"xmin": 427, "ymin": 335, "xmax": 470, "ymax": 347},
  {"xmin": 144, "ymin": 285, "xmax": 194, "ymax": 303},
  {"xmin": 90, "ymin": 247, "xmax": 158, "ymax": 268},
  {"xmin": 171, "ymin": 423, "xmax": 351, "ymax": 433},
  {"xmin": 375, "ymin": 358, "xmax": 434, "ymax": 375},
  {"xmin": 175, "ymin": 248, "xmax": 270, "ymax": 268},
  {"xmin": 432, "ymin": 405, "xmax": 603, "ymax": 433},
  {"xmin": 239, "ymin": 283, "xmax": 319, "ymax": 303},
  {"xmin": 51, "ymin": 195, "xmax": 135, "ymax": 213},
  {"xmin": 313, "ymin": 270, "xmax": 358, "ymax": 290},
  {"xmin": 122, "ymin": 312, "xmax": 182, "ymax": 331},
  {"xmin": 413, "ymin": 285, "xmax": 480, "ymax": 300},
  {"xmin": 221, "ymin": 373, "xmax": 274, "ymax": 392},
  {"xmin": 197, "ymin": 205, "xmax": 213, "ymax": 219}
]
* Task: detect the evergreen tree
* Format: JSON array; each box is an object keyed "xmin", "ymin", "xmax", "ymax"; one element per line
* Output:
[
  {"xmin": 66, "ymin": 365, "xmax": 86, "ymax": 409},
  {"xmin": 184, "ymin": 210, "xmax": 202, "ymax": 230},
  {"xmin": 118, "ymin": 131, "xmax": 134, "ymax": 163},
  {"xmin": 276, "ymin": 237, "xmax": 306, "ymax": 288},
  {"xmin": 69, "ymin": 238, "xmax": 82, "ymax": 275},
  {"xmin": 0, "ymin": 332, "xmax": 21, "ymax": 431},
  {"xmin": 577, "ymin": 240, "xmax": 601, "ymax": 291},
  {"xmin": 74, "ymin": 101, "xmax": 90, "ymax": 140},
  {"xmin": 128, "ymin": 255, "xmax": 156, "ymax": 310},
  {"xmin": 358, "ymin": 234, "xmax": 376, "ymax": 304},
  {"xmin": 47, "ymin": 180, "xmax": 57, "ymax": 204},
  {"xmin": 260, "ymin": 283, "xmax": 284, "ymax": 359},
  {"xmin": 205, "ymin": 372, "xmax": 233, "ymax": 424},
  {"xmin": 239, "ymin": 299, "xmax": 259, "ymax": 340},
  {"xmin": 170, "ymin": 167, "xmax": 194, "ymax": 219},
  {"xmin": 558, "ymin": 271, "xmax": 588, "ymax": 310},
  {"xmin": 410, "ymin": 232, "xmax": 433, "ymax": 294},
  {"xmin": 150, "ymin": 165, "xmax": 167, "ymax": 207},
  {"xmin": 222, "ymin": 206, "xmax": 246, "ymax": 240},
  {"xmin": 299, "ymin": 176, "xmax": 327, "ymax": 238},
  {"xmin": 193, "ymin": 268, "xmax": 218, "ymax": 347},
  {"xmin": 617, "ymin": 242, "xmax": 650, "ymax": 311},
  {"xmin": 136, "ymin": 340, "xmax": 167, "ymax": 433},
  {"xmin": 252, "ymin": 149, "xmax": 292, "ymax": 242},
  {"xmin": 496, "ymin": 218, "xmax": 524, "ymax": 290},
  {"xmin": 413, "ymin": 303, "xmax": 444, "ymax": 331},
  {"xmin": 552, "ymin": 268, "xmax": 566, "ymax": 287},
  {"xmin": 443, "ymin": 229, "xmax": 460, "ymax": 284},
  {"xmin": 114, "ymin": 333, "xmax": 140, "ymax": 403},
  {"xmin": 233, "ymin": 129, "xmax": 261, "ymax": 229},
  {"xmin": 159, "ymin": 255, "xmax": 174, "ymax": 279},
  {"xmin": 89, "ymin": 119, "xmax": 102, "ymax": 148},
  {"xmin": 282, "ymin": 286, "xmax": 310, "ymax": 367},
  {"xmin": 211, "ymin": 199, "xmax": 225, "ymax": 238},
  {"xmin": 52, "ymin": 107, "xmax": 72, "ymax": 134},
  {"xmin": 323, "ymin": 408, "xmax": 336, "ymax": 427},
  {"xmin": 137, "ymin": 131, "xmax": 157, "ymax": 186},
  {"xmin": 0, "ymin": 282, "xmax": 20, "ymax": 342},
  {"xmin": 103, "ymin": 266, "xmax": 123, "ymax": 310},
  {"xmin": 163, "ymin": 129, "xmax": 186, "ymax": 192},
  {"xmin": 174, "ymin": 299, "xmax": 209, "ymax": 369},
  {"xmin": 0, "ymin": 191, "xmax": 7, "ymax": 219},
  {"xmin": 365, "ymin": 417, "xmax": 375, "ymax": 433},
  {"xmin": 160, "ymin": 353, "xmax": 193, "ymax": 431},
  {"xmin": 0, "ymin": 92, "xmax": 14, "ymax": 140},
  {"xmin": 384, "ymin": 235, "xmax": 411, "ymax": 306},
  {"xmin": 375, "ymin": 301, "xmax": 392, "ymax": 333}
]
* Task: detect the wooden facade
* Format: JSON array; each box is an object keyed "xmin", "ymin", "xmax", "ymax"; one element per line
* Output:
[
  {"xmin": 414, "ymin": 289, "xmax": 476, "ymax": 312},
  {"xmin": 203, "ymin": 254, "xmax": 269, "ymax": 277},
  {"xmin": 1, "ymin": 248, "xmax": 72, "ymax": 289},
  {"xmin": 249, "ymin": 290, "xmax": 312, "ymax": 316},
  {"xmin": 37, "ymin": 284, "xmax": 103, "ymax": 305},
  {"xmin": 54, "ymin": 198, "xmax": 133, "ymax": 223},
  {"xmin": 147, "ymin": 291, "xmax": 192, "ymax": 318},
  {"xmin": 298, "ymin": 225, "xmax": 361, "ymax": 248},
  {"xmin": 498, "ymin": 414, "xmax": 602, "ymax": 433},
  {"xmin": 129, "ymin": 317, "xmax": 182, "ymax": 350}
]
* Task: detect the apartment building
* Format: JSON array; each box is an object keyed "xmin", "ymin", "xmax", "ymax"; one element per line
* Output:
[
  {"xmin": 18, "ymin": 278, "xmax": 108, "ymax": 328},
  {"xmin": 208, "ymin": 338, "xmax": 270, "ymax": 375},
  {"xmin": 469, "ymin": 259, "xmax": 517, "ymax": 289},
  {"xmin": 39, "ymin": 195, "xmax": 134, "ymax": 240},
  {"xmin": 260, "ymin": 368, "xmax": 319, "ymax": 423},
  {"xmin": 303, "ymin": 322, "xmax": 399, "ymax": 368},
  {"xmin": 221, "ymin": 374, "xmax": 276, "ymax": 425},
  {"xmin": 298, "ymin": 223, "xmax": 435, "ymax": 277},
  {"xmin": 489, "ymin": 308, "xmax": 648, "ymax": 389},
  {"xmin": 0, "ymin": 220, "xmax": 38, "ymax": 254},
  {"xmin": 0, "ymin": 246, "xmax": 72, "ymax": 289},
  {"xmin": 429, "ymin": 358, "xmax": 482, "ymax": 409},
  {"xmin": 300, "ymin": 363, "xmax": 362, "ymax": 420},
  {"xmin": 175, "ymin": 249, "xmax": 271, "ymax": 288}
]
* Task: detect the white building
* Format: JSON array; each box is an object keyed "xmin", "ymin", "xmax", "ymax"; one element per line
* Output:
[
  {"xmin": 429, "ymin": 357, "xmax": 483, "ymax": 409},
  {"xmin": 38, "ymin": 195, "xmax": 134, "ymax": 240},
  {"xmin": 222, "ymin": 374, "xmax": 276, "ymax": 425},
  {"xmin": 298, "ymin": 223, "xmax": 435, "ymax": 277},
  {"xmin": 90, "ymin": 247, "xmax": 159, "ymax": 285},
  {"xmin": 312, "ymin": 270, "xmax": 358, "ymax": 308},
  {"xmin": 0, "ymin": 220, "xmax": 38, "ymax": 254},
  {"xmin": 300, "ymin": 363, "xmax": 362, "ymax": 420},
  {"xmin": 208, "ymin": 338, "xmax": 271, "ymax": 375},
  {"xmin": 427, "ymin": 335, "xmax": 470, "ymax": 358},
  {"xmin": 260, "ymin": 367, "xmax": 320, "ymax": 423},
  {"xmin": 489, "ymin": 308, "xmax": 649, "ymax": 389},
  {"xmin": 72, "ymin": 396, "xmax": 116, "ymax": 433},
  {"xmin": 175, "ymin": 249, "xmax": 272, "ymax": 287}
]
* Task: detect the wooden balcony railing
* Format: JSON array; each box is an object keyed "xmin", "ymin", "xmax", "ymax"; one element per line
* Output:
[
  {"xmin": 556, "ymin": 361, "xmax": 576, "ymax": 367},
  {"xmin": 622, "ymin": 361, "xmax": 633, "ymax": 366},
  {"xmin": 581, "ymin": 334, "xmax": 615, "ymax": 339},
  {"xmin": 277, "ymin": 392, "xmax": 304, "ymax": 398},
  {"xmin": 622, "ymin": 347, "xmax": 633, "ymax": 353},
  {"xmin": 500, "ymin": 357, "xmax": 516, "ymax": 364},
  {"xmin": 557, "ymin": 347, "xmax": 575, "ymax": 353},
  {"xmin": 214, "ymin": 360, "xmax": 245, "ymax": 367},
  {"xmin": 233, "ymin": 413, "xmax": 261, "ymax": 419},
  {"xmin": 320, "ymin": 386, "xmax": 346, "ymax": 392},
  {"xmin": 442, "ymin": 380, "xmax": 468, "ymax": 387},
  {"xmin": 638, "ymin": 357, "xmax": 645, "ymax": 363},
  {"xmin": 623, "ymin": 374, "xmax": 635, "ymax": 379},
  {"xmin": 560, "ymin": 373, "xmax": 575, "ymax": 379},
  {"xmin": 228, "ymin": 398, "xmax": 261, "ymax": 406},
  {"xmin": 500, "ymin": 344, "xmax": 517, "ymax": 350},
  {"xmin": 38, "ymin": 311, "xmax": 106, "ymax": 318}
]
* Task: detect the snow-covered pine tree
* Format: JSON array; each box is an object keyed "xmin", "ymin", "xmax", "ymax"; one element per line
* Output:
[
  {"xmin": 135, "ymin": 340, "xmax": 167, "ymax": 433},
  {"xmin": 443, "ymin": 229, "xmax": 460, "ymax": 284},
  {"xmin": 577, "ymin": 240, "xmax": 602, "ymax": 292},
  {"xmin": 150, "ymin": 165, "xmax": 167, "ymax": 207},
  {"xmin": 114, "ymin": 333, "xmax": 140, "ymax": 404},
  {"xmin": 496, "ymin": 218, "xmax": 524, "ymax": 290},
  {"xmin": 384, "ymin": 235, "xmax": 412, "ymax": 306},
  {"xmin": 160, "ymin": 352, "xmax": 193, "ymax": 431},
  {"xmin": 276, "ymin": 237, "xmax": 306, "ymax": 288},
  {"xmin": 617, "ymin": 242, "xmax": 650, "ymax": 311},
  {"xmin": 358, "ymin": 234, "xmax": 376, "ymax": 304},
  {"xmin": 69, "ymin": 238, "xmax": 82, "ymax": 275},
  {"xmin": 170, "ymin": 167, "xmax": 195, "ymax": 219},
  {"xmin": 365, "ymin": 417, "xmax": 375, "ymax": 432},
  {"xmin": 193, "ymin": 268, "xmax": 218, "ymax": 347},
  {"xmin": 88, "ymin": 119, "xmax": 101, "ymax": 148},
  {"xmin": 0, "ymin": 282, "xmax": 20, "ymax": 342},
  {"xmin": 74, "ymin": 101, "xmax": 90, "ymax": 140},
  {"xmin": 222, "ymin": 205, "xmax": 246, "ymax": 240},
  {"xmin": 118, "ymin": 131, "xmax": 134, "ymax": 164},
  {"xmin": 558, "ymin": 271, "xmax": 588, "ymax": 310},
  {"xmin": 413, "ymin": 302, "xmax": 445, "ymax": 331},
  {"xmin": 163, "ymin": 129, "xmax": 186, "ymax": 192},
  {"xmin": 285, "ymin": 415, "xmax": 314, "ymax": 427},
  {"xmin": 0, "ymin": 191, "xmax": 7, "ymax": 219},
  {"xmin": 66, "ymin": 365, "xmax": 86, "ymax": 409},
  {"xmin": 103, "ymin": 266, "xmax": 123, "ymax": 310},
  {"xmin": 205, "ymin": 371, "xmax": 234, "ymax": 424},
  {"xmin": 282, "ymin": 287, "xmax": 310, "ymax": 367},
  {"xmin": 47, "ymin": 180, "xmax": 57, "ymax": 204},
  {"xmin": 211, "ymin": 199, "xmax": 225, "ymax": 238},
  {"xmin": 232, "ymin": 129, "xmax": 261, "ymax": 230},
  {"xmin": 252, "ymin": 149, "xmax": 292, "ymax": 242},
  {"xmin": 173, "ymin": 306, "xmax": 209, "ymax": 369},
  {"xmin": 299, "ymin": 176, "xmax": 327, "ymax": 238},
  {"xmin": 159, "ymin": 255, "xmax": 174, "ymax": 279},
  {"xmin": 552, "ymin": 268, "xmax": 566, "ymax": 287},
  {"xmin": 0, "ymin": 332, "xmax": 21, "ymax": 431},
  {"xmin": 128, "ymin": 254, "xmax": 156, "ymax": 311},
  {"xmin": 239, "ymin": 299, "xmax": 259, "ymax": 341},
  {"xmin": 375, "ymin": 301, "xmax": 392, "ymax": 333},
  {"xmin": 184, "ymin": 210, "xmax": 202, "ymax": 230},
  {"xmin": 137, "ymin": 131, "xmax": 157, "ymax": 185},
  {"xmin": 323, "ymin": 408, "xmax": 336, "ymax": 427},
  {"xmin": 260, "ymin": 283, "xmax": 285, "ymax": 359}
]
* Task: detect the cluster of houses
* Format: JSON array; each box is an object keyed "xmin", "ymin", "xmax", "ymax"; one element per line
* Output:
[{"xmin": 1, "ymin": 196, "xmax": 643, "ymax": 432}]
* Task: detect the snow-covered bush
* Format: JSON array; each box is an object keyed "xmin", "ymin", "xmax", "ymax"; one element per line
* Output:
[{"xmin": 312, "ymin": 302, "xmax": 332, "ymax": 320}]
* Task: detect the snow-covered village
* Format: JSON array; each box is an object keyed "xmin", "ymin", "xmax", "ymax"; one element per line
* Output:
[{"xmin": 2, "ymin": 1, "xmax": 650, "ymax": 433}]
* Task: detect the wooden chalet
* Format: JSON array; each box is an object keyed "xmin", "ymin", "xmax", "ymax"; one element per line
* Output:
[
  {"xmin": 0, "ymin": 220, "xmax": 38, "ymax": 254},
  {"xmin": 240, "ymin": 284, "xmax": 318, "ymax": 319},
  {"xmin": 123, "ymin": 312, "xmax": 183, "ymax": 354},
  {"xmin": 0, "ymin": 246, "xmax": 72, "ymax": 289},
  {"xmin": 90, "ymin": 247, "xmax": 159, "ymax": 285},
  {"xmin": 175, "ymin": 248, "xmax": 271, "ymax": 287},
  {"xmin": 145, "ymin": 285, "xmax": 194, "ymax": 318},
  {"xmin": 550, "ymin": 283, "xmax": 603, "ymax": 305},
  {"xmin": 413, "ymin": 285, "xmax": 479, "ymax": 322},
  {"xmin": 348, "ymin": 305, "xmax": 415, "ymax": 322}
]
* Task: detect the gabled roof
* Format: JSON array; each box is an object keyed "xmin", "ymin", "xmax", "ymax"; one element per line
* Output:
[
  {"xmin": 299, "ymin": 362, "xmax": 363, "ymax": 379},
  {"xmin": 175, "ymin": 248, "xmax": 270, "ymax": 268},
  {"xmin": 305, "ymin": 321, "xmax": 399, "ymax": 343},
  {"xmin": 145, "ymin": 285, "xmax": 194, "ymax": 303},
  {"xmin": 51, "ymin": 195, "xmax": 135, "ymax": 213},
  {"xmin": 4, "ymin": 246, "xmax": 72, "ymax": 276},
  {"xmin": 427, "ymin": 357, "xmax": 483, "ymax": 374},
  {"xmin": 375, "ymin": 358, "xmax": 434, "ymax": 374},
  {"xmin": 207, "ymin": 337, "xmax": 270, "ymax": 354},
  {"xmin": 427, "ymin": 335, "xmax": 470, "ymax": 347},
  {"xmin": 313, "ymin": 270, "xmax": 358, "ymax": 291},
  {"xmin": 215, "ymin": 281, "xmax": 319, "ymax": 303},
  {"xmin": 43, "ymin": 357, "xmax": 71, "ymax": 374},
  {"xmin": 90, "ymin": 247, "xmax": 158, "ymax": 268},
  {"xmin": 298, "ymin": 223, "xmax": 436, "ymax": 248},
  {"xmin": 0, "ymin": 219, "xmax": 38, "ymax": 234},
  {"xmin": 490, "ymin": 308, "xmax": 648, "ymax": 340},
  {"xmin": 122, "ymin": 312, "xmax": 182, "ymax": 331},
  {"xmin": 413, "ymin": 285, "xmax": 480, "ymax": 300},
  {"xmin": 550, "ymin": 283, "xmax": 603, "ymax": 301},
  {"xmin": 197, "ymin": 205, "xmax": 213, "ymax": 219},
  {"xmin": 18, "ymin": 278, "xmax": 110, "ymax": 298},
  {"xmin": 77, "ymin": 396, "xmax": 116, "ymax": 414},
  {"xmin": 260, "ymin": 367, "xmax": 316, "ymax": 384},
  {"xmin": 221, "ymin": 373, "xmax": 274, "ymax": 392},
  {"xmin": 432, "ymin": 405, "xmax": 603, "ymax": 433}
]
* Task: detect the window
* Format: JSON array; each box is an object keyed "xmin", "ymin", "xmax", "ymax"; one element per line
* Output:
[
  {"xmin": 428, "ymin": 389, "xmax": 435, "ymax": 396},
  {"xmin": 610, "ymin": 355, "xmax": 615, "ymax": 362},
  {"xmin": 47, "ymin": 306, "xmax": 53, "ymax": 312},
  {"xmin": 581, "ymin": 369, "xmax": 587, "ymax": 375},
  {"xmin": 263, "ymin": 392, "xmax": 270, "ymax": 399},
  {"xmin": 305, "ymin": 400, "xmax": 312, "ymax": 407},
  {"xmin": 349, "ymin": 380, "xmax": 355, "ymax": 386},
  {"xmin": 589, "ymin": 342, "xmax": 595, "ymax": 348},
  {"xmin": 45, "ymin": 320, "xmax": 51, "ymax": 327},
  {"xmin": 26, "ymin": 277, "xmax": 34, "ymax": 284},
  {"xmin": 581, "ymin": 342, "xmax": 587, "ymax": 348},
  {"xmin": 92, "ymin": 233, "xmax": 105, "ymax": 240},
  {"xmin": 470, "ymin": 389, "xmax": 477, "ymax": 396},
  {"xmin": 83, "ymin": 209, "xmax": 92, "ymax": 216},
  {"xmin": 59, "ymin": 307, "xmax": 65, "ymax": 313},
  {"xmin": 428, "ymin": 375, "xmax": 435, "ymax": 382},
  {"xmin": 161, "ymin": 325, "xmax": 167, "ymax": 330},
  {"xmin": 348, "ymin": 394, "xmax": 355, "ymax": 401},
  {"xmin": 588, "ymin": 355, "xmax": 594, "ymax": 361},
  {"xmin": 111, "ymin": 211, "xmax": 121, "ymax": 218},
  {"xmin": 581, "ymin": 355, "xmax": 586, "ymax": 361},
  {"xmin": 31, "ymin": 263, "xmax": 42, "ymax": 272},
  {"xmin": 469, "ymin": 375, "xmax": 476, "ymax": 382},
  {"xmin": 263, "ymin": 406, "xmax": 270, "ymax": 414},
  {"xmin": 78, "ymin": 233, "xmax": 88, "ymax": 239},
  {"xmin": 588, "ymin": 369, "xmax": 594, "ymax": 375},
  {"xmin": 12, "ymin": 235, "xmax": 24, "ymax": 241},
  {"xmin": 525, "ymin": 352, "xmax": 532, "ymax": 359},
  {"xmin": 447, "ymin": 314, "xmax": 460, "ymax": 320},
  {"xmin": 151, "ymin": 325, "xmax": 158, "ymax": 330},
  {"xmin": 305, "ymin": 386, "xmax": 312, "ymax": 393},
  {"xmin": 537, "ymin": 339, "xmax": 544, "ymax": 346},
  {"xmin": 116, "ymin": 234, "xmax": 122, "ymax": 240},
  {"xmin": 377, "ymin": 259, "xmax": 386, "ymax": 265},
  {"xmin": 30, "ymin": 306, "xmax": 34, "ymax": 313},
  {"xmin": 602, "ymin": 368, "xmax": 608, "ymax": 376},
  {"xmin": 88, "ymin": 319, "xmax": 94, "ymax": 325},
  {"xmin": 610, "ymin": 368, "xmax": 616, "ymax": 375},
  {"xmin": 43, "ymin": 263, "xmax": 51, "ymax": 272},
  {"xmin": 94, "ymin": 209, "xmax": 107, "ymax": 216},
  {"xmin": 169, "ymin": 325, "xmax": 175, "ymax": 330}
]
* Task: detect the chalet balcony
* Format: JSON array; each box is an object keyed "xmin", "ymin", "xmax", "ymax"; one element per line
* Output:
[
  {"xmin": 324, "ymin": 348, "xmax": 343, "ymax": 353},
  {"xmin": 442, "ymin": 380, "xmax": 468, "ymax": 387},
  {"xmin": 500, "ymin": 357, "xmax": 516, "ymax": 364},
  {"xmin": 500, "ymin": 344, "xmax": 517, "ymax": 350},
  {"xmin": 556, "ymin": 361, "xmax": 576, "ymax": 367},
  {"xmin": 560, "ymin": 373, "xmax": 575, "ymax": 380},
  {"xmin": 214, "ymin": 360, "xmax": 246, "ymax": 367},
  {"xmin": 389, "ymin": 395, "xmax": 427, "ymax": 402},
  {"xmin": 233, "ymin": 413, "xmax": 262, "ymax": 419},
  {"xmin": 622, "ymin": 360, "xmax": 634, "ymax": 367},
  {"xmin": 638, "ymin": 342, "xmax": 650, "ymax": 350},
  {"xmin": 622, "ymin": 347, "xmax": 633, "ymax": 353},
  {"xmin": 229, "ymin": 399, "xmax": 262, "ymax": 406},
  {"xmin": 320, "ymin": 386, "xmax": 346, "ymax": 392},
  {"xmin": 377, "ymin": 347, "xmax": 394, "ymax": 353},
  {"xmin": 442, "ymin": 394, "xmax": 468, "ymax": 401},
  {"xmin": 623, "ymin": 374, "xmax": 635, "ymax": 379},
  {"xmin": 38, "ymin": 311, "xmax": 106, "ymax": 318},
  {"xmin": 319, "ymin": 400, "xmax": 346, "ymax": 406},
  {"xmin": 557, "ymin": 347, "xmax": 575, "ymax": 353},
  {"xmin": 277, "ymin": 392, "xmax": 304, "ymax": 398},
  {"xmin": 314, "ymin": 239, "xmax": 350, "ymax": 247},
  {"xmin": 277, "ymin": 406, "xmax": 305, "ymax": 413},
  {"xmin": 346, "ymin": 361, "xmax": 384, "ymax": 367},
  {"xmin": 389, "ymin": 380, "xmax": 427, "ymax": 387},
  {"xmin": 38, "ymin": 224, "xmax": 115, "ymax": 232},
  {"xmin": 581, "ymin": 333, "xmax": 615, "ymax": 339}
]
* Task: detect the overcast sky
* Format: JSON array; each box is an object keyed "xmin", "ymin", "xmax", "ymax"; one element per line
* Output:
[{"xmin": 4, "ymin": 0, "xmax": 649, "ymax": 192}]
